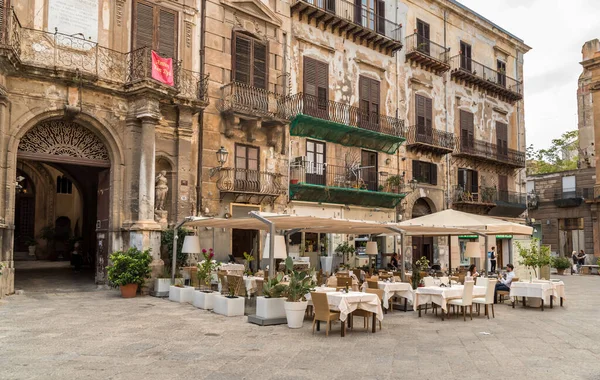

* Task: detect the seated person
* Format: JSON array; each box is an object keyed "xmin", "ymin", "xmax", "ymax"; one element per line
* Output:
[
  {"xmin": 389, "ymin": 253, "xmax": 399, "ymax": 270},
  {"xmin": 466, "ymin": 264, "xmax": 479, "ymax": 278},
  {"xmin": 494, "ymin": 263, "xmax": 515, "ymax": 303}
]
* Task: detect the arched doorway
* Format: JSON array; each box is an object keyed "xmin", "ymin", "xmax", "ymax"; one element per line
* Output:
[
  {"xmin": 13, "ymin": 119, "xmax": 111, "ymax": 291},
  {"xmin": 411, "ymin": 198, "xmax": 435, "ymax": 266}
]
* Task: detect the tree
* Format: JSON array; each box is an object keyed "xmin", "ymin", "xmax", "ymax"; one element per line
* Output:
[{"xmin": 527, "ymin": 130, "xmax": 578, "ymax": 175}]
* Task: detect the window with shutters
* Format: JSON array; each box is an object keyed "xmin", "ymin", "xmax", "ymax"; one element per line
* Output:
[
  {"xmin": 498, "ymin": 175, "xmax": 508, "ymax": 202},
  {"xmin": 412, "ymin": 160, "xmax": 437, "ymax": 185},
  {"xmin": 303, "ymin": 57, "xmax": 329, "ymax": 119},
  {"xmin": 133, "ymin": 1, "xmax": 178, "ymax": 59},
  {"xmin": 359, "ymin": 76, "xmax": 380, "ymax": 131},
  {"xmin": 458, "ymin": 168, "xmax": 478, "ymax": 199},
  {"xmin": 361, "ymin": 150, "xmax": 378, "ymax": 191},
  {"xmin": 355, "ymin": 0, "xmax": 386, "ymax": 35},
  {"xmin": 460, "ymin": 110, "xmax": 474, "ymax": 150},
  {"xmin": 497, "ymin": 60, "xmax": 506, "ymax": 87},
  {"xmin": 416, "ymin": 19, "xmax": 430, "ymax": 55},
  {"xmin": 415, "ymin": 94, "xmax": 433, "ymax": 142},
  {"xmin": 232, "ymin": 32, "xmax": 268, "ymax": 90},
  {"xmin": 460, "ymin": 41, "xmax": 472, "ymax": 71},
  {"xmin": 234, "ymin": 144, "xmax": 260, "ymax": 192},
  {"xmin": 496, "ymin": 122, "xmax": 508, "ymax": 158}
]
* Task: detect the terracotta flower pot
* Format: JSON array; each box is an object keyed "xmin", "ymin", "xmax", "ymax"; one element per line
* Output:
[
  {"xmin": 290, "ymin": 179, "xmax": 299, "ymax": 185},
  {"xmin": 120, "ymin": 283, "xmax": 138, "ymax": 298}
]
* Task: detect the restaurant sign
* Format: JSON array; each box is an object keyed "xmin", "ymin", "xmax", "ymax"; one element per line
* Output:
[
  {"xmin": 151, "ymin": 51, "xmax": 174, "ymax": 86},
  {"xmin": 458, "ymin": 235, "xmax": 479, "ymax": 239},
  {"xmin": 495, "ymin": 235, "xmax": 513, "ymax": 239}
]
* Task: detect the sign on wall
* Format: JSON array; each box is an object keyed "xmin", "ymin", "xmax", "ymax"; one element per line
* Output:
[
  {"xmin": 48, "ymin": 0, "xmax": 99, "ymax": 42},
  {"xmin": 151, "ymin": 51, "xmax": 175, "ymax": 86}
]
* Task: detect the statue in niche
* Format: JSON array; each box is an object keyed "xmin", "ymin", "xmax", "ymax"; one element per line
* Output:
[{"xmin": 154, "ymin": 170, "xmax": 169, "ymax": 225}]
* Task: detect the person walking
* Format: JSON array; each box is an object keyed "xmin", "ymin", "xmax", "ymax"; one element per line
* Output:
[
  {"xmin": 577, "ymin": 250, "xmax": 586, "ymax": 273},
  {"xmin": 490, "ymin": 246, "xmax": 497, "ymax": 274},
  {"xmin": 571, "ymin": 250, "xmax": 578, "ymax": 274}
]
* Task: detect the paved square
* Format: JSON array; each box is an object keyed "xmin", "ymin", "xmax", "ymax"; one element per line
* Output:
[{"xmin": 1, "ymin": 276, "xmax": 598, "ymax": 380}]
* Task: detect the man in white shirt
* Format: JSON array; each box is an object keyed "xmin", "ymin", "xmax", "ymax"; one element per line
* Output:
[{"xmin": 494, "ymin": 263, "xmax": 514, "ymax": 303}]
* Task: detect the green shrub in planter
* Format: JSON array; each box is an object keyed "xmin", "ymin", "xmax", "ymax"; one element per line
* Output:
[
  {"xmin": 107, "ymin": 247, "xmax": 152, "ymax": 288},
  {"xmin": 551, "ymin": 256, "xmax": 572, "ymax": 271}
]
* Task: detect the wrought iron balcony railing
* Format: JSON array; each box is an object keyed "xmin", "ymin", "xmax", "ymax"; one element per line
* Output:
[
  {"xmin": 453, "ymin": 186, "xmax": 526, "ymax": 207},
  {"xmin": 282, "ymin": 93, "xmax": 405, "ymax": 137},
  {"xmin": 455, "ymin": 138, "xmax": 526, "ymax": 168},
  {"xmin": 216, "ymin": 168, "xmax": 285, "ymax": 196},
  {"xmin": 496, "ymin": 190, "xmax": 527, "ymax": 206},
  {"xmin": 405, "ymin": 125, "xmax": 455, "ymax": 154},
  {"xmin": 449, "ymin": 55, "xmax": 522, "ymax": 102},
  {"xmin": 404, "ymin": 34, "xmax": 450, "ymax": 73},
  {"xmin": 0, "ymin": 7, "xmax": 208, "ymax": 104},
  {"xmin": 218, "ymin": 81, "xmax": 282, "ymax": 119},
  {"xmin": 290, "ymin": 0, "xmax": 402, "ymax": 54}
]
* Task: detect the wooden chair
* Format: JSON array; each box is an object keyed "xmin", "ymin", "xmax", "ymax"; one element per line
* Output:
[
  {"xmin": 447, "ymin": 280, "xmax": 474, "ymax": 321},
  {"xmin": 365, "ymin": 288, "xmax": 384, "ymax": 330},
  {"xmin": 473, "ymin": 279, "xmax": 496, "ymax": 319},
  {"xmin": 311, "ymin": 292, "xmax": 340, "ymax": 336},
  {"xmin": 497, "ymin": 277, "xmax": 518, "ymax": 303},
  {"xmin": 336, "ymin": 276, "xmax": 352, "ymax": 290},
  {"xmin": 226, "ymin": 274, "xmax": 245, "ymax": 297},
  {"xmin": 367, "ymin": 280, "xmax": 379, "ymax": 289}
]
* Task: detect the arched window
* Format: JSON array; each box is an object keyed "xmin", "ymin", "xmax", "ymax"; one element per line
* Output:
[{"xmin": 56, "ymin": 176, "xmax": 73, "ymax": 194}]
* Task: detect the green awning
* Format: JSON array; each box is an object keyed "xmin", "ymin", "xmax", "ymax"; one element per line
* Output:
[
  {"xmin": 289, "ymin": 183, "xmax": 405, "ymax": 209},
  {"xmin": 290, "ymin": 114, "xmax": 405, "ymax": 154}
]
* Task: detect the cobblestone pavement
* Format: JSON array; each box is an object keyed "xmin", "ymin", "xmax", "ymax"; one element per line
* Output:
[{"xmin": 1, "ymin": 275, "xmax": 598, "ymax": 380}]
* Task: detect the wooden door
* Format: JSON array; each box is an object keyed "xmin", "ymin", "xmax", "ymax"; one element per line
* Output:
[
  {"xmin": 460, "ymin": 110, "xmax": 474, "ymax": 151},
  {"xmin": 361, "ymin": 150, "xmax": 378, "ymax": 191},
  {"xmin": 498, "ymin": 175, "xmax": 508, "ymax": 202},
  {"xmin": 234, "ymin": 144, "xmax": 259, "ymax": 192},
  {"xmin": 359, "ymin": 76, "xmax": 380, "ymax": 132},
  {"xmin": 303, "ymin": 57, "xmax": 328, "ymax": 119},
  {"xmin": 460, "ymin": 41, "xmax": 472, "ymax": 71},
  {"xmin": 95, "ymin": 169, "xmax": 110, "ymax": 283},
  {"xmin": 306, "ymin": 140, "xmax": 326, "ymax": 185},
  {"xmin": 416, "ymin": 94, "xmax": 433, "ymax": 144},
  {"xmin": 497, "ymin": 60, "xmax": 506, "ymax": 87},
  {"xmin": 416, "ymin": 19, "xmax": 430, "ymax": 55},
  {"xmin": 496, "ymin": 122, "xmax": 508, "ymax": 159}
]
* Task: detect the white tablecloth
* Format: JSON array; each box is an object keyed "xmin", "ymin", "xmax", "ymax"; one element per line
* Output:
[
  {"xmin": 326, "ymin": 291, "xmax": 383, "ymax": 322},
  {"xmin": 305, "ymin": 286, "xmax": 337, "ymax": 302},
  {"xmin": 510, "ymin": 281, "xmax": 554, "ymax": 303},
  {"xmin": 413, "ymin": 285, "xmax": 486, "ymax": 312},
  {"xmin": 533, "ymin": 280, "xmax": 566, "ymax": 300},
  {"xmin": 243, "ymin": 276, "xmax": 264, "ymax": 297},
  {"xmin": 361, "ymin": 281, "xmax": 413, "ymax": 309}
]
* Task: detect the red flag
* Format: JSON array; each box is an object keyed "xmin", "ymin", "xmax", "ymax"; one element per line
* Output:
[{"xmin": 151, "ymin": 50, "xmax": 174, "ymax": 86}]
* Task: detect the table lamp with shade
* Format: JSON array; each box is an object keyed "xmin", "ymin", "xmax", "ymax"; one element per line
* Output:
[
  {"xmin": 464, "ymin": 241, "xmax": 481, "ymax": 268},
  {"xmin": 181, "ymin": 235, "xmax": 202, "ymax": 285},
  {"xmin": 366, "ymin": 241, "xmax": 378, "ymax": 269}
]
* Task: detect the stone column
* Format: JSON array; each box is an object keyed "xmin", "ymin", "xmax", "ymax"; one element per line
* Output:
[
  {"xmin": 138, "ymin": 116, "xmax": 158, "ymax": 223},
  {"xmin": 176, "ymin": 106, "xmax": 194, "ymax": 221}
]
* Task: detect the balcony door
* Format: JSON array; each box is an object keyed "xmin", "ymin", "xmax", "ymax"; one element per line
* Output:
[
  {"xmin": 355, "ymin": 0, "xmax": 386, "ymax": 35},
  {"xmin": 498, "ymin": 175, "xmax": 508, "ymax": 202},
  {"xmin": 497, "ymin": 60, "xmax": 507, "ymax": 87},
  {"xmin": 460, "ymin": 41, "xmax": 472, "ymax": 71},
  {"xmin": 496, "ymin": 122, "xmax": 508, "ymax": 159},
  {"xmin": 303, "ymin": 57, "xmax": 329, "ymax": 120},
  {"xmin": 460, "ymin": 110, "xmax": 474, "ymax": 151},
  {"xmin": 416, "ymin": 19, "xmax": 430, "ymax": 55},
  {"xmin": 361, "ymin": 150, "xmax": 378, "ymax": 191},
  {"xmin": 415, "ymin": 94, "xmax": 433, "ymax": 144},
  {"xmin": 133, "ymin": 1, "xmax": 178, "ymax": 59},
  {"xmin": 458, "ymin": 168, "xmax": 478, "ymax": 201},
  {"xmin": 359, "ymin": 76, "xmax": 380, "ymax": 132},
  {"xmin": 233, "ymin": 33, "xmax": 267, "ymax": 90},
  {"xmin": 235, "ymin": 144, "xmax": 260, "ymax": 192},
  {"xmin": 306, "ymin": 140, "xmax": 326, "ymax": 186}
]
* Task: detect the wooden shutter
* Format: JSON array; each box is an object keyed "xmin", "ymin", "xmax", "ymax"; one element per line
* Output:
[
  {"xmin": 303, "ymin": 57, "xmax": 317, "ymax": 96},
  {"xmin": 425, "ymin": 97, "xmax": 433, "ymax": 137},
  {"xmin": 134, "ymin": 1, "xmax": 154, "ymax": 51},
  {"xmin": 458, "ymin": 168, "xmax": 465, "ymax": 189},
  {"xmin": 471, "ymin": 170, "xmax": 478, "ymax": 194},
  {"xmin": 360, "ymin": 76, "xmax": 380, "ymax": 127},
  {"xmin": 498, "ymin": 175, "xmax": 508, "ymax": 192},
  {"xmin": 233, "ymin": 34, "xmax": 251, "ymax": 85},
  {"xmin": 415, "ymin": 94, "xmax": 425, "ymax": 134},
  {"xmin": 158, "ymin": 9, "xmax": 177, "ymax": 59},
  {"xmin": 354, "ymin": 0, "xmax": 362, "ymax": 25},
  {"xmin": 412, "ymin": 160, "xmax": 419, "ymax": 181},
  {"xmin": 253, "ymin": 42, "xmax": 267, "ymax": 90},
  {"xmin": 304, "ymin": 57, "xmax": 328, "ymax": 116},
  {"xmin": 430, "ymin": 163, "xmax": 437, "ymax": 186},
  {"xmin": 417, "ymin": 19, "xmax": 430, "ymax": 39},
  {"xmin": 235, "ymin": 145, "xmax": 247, "ymax": 171},
  {"xmin": 496, "ymin": 122, "xmax": 508, "ymax": 156},
  {"xmin": 376, "ymin": 0, "xmax": 385, "ymax": 35},
  {"xmin": 460, "ymin": 110, "xmax": 474, "ymax": 149},
  {"xmin": 326, "ymin": 0, "xmax": 336, "ymax": 13}
]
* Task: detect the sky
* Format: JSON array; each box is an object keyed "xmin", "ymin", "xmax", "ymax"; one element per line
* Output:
[{"xmin": 457, "ymin": 0, "xmax": 600, "ymax": 150}]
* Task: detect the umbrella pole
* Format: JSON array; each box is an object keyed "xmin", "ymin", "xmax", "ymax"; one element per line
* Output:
[
  {"xmin": 447, "ymin": 234, "xmax": 451, "ymax": 273},
  {"xmin": 400, "ymin": 233, "xmax": 405, "ymax": 282},
  {"xmin": 484, "ymin": 235, "xmax": 489, "ymax": 275}
]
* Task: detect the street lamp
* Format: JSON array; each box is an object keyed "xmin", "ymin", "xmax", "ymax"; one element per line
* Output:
[
  {"xmin": 409, "ymin": 178, "xmax": 418, "ymax": 192},
  {"xmin": 209, "ymin": 146, "xmax": 229, "ymax": 177}
]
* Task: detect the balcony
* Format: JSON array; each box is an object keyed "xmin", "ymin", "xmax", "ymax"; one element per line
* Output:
[
  {"xmin": 217, "ymin": 81, "xmax": 285, "ymax": 123},
  {"xmin": 282, "ymin": 93, "xmax": 405, "ymax": 154},
  {"xmin": 0, "ymin": 8, "xmax": 209, "ymax": 108},
  {"xmin": 289, "ymin": 161, "xmax": 406, "ymax": 209},
  {"xmin": 452, "ymin": 186, "xmax": 526, "ymax": 217},
  {"xmin": 216, "ymin": 167, "xmax": 285, "ymax": 203},
  {"xmin": 404, "ymin": 34, "xmax": 450, "ymax": 74},
  {"xmin": 290, "ymin": 0, "xmax": 402, "ymax": 55},
  {"xmin": 405, "ymin": 125, "xmax": 455, "ymax": 155},
  {"xmin": 453, "ymin": 139, "xmax": 526, "ymax": 169},
  {"xmin": 553, "ymin": 189, "xmax": 590, "ymax": 208},
  {"xmin": 449, "ymin": 55, "xmax": 523, "ymax": 103}
]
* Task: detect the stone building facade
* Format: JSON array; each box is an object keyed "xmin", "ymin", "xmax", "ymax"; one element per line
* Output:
[{"xmin": 578, "ymin": 40, "xmax": 598, "ymax": 169}]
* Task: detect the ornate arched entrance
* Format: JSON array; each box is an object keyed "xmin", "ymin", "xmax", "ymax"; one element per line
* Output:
[
  {"xmin": 14, "ymin": 119, "xmax": 112, "ymax": 287},
  {"xmin": 411, "ymin": 197, "xmax": 436, "ymax": 265}
]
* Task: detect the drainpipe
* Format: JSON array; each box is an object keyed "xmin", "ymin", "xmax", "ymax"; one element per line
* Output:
[
  {"xmin": 250, "ymin": 211, "xmax": 276, "ymax": 278},
  {"xmin": 443, "ymin": 9, "xmax": 450, "ymax": 210},
  {"xmin": 196, "ymin": 0, "xmax": 207, "ymax": 216}
]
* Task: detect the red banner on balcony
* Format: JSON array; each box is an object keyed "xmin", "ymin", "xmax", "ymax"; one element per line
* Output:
[{"xmin": 151, "ymin": 51, "xmax": 174, "ymax": 86}]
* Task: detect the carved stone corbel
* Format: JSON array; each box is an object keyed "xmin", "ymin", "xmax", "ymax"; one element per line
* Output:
[
  {"xmin": 265, "ymin": 124, "xmax": 282, "ymax": 148},
  {"xmin": 241, "ymin": 119, "xmax": 260, "ymax": 142},
  {"xmin": 223, "ymin": 114, "xmax": 237, "ymax": 138}
]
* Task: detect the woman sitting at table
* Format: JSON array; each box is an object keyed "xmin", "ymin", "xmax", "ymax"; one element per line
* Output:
[
  {"xmin": 389, "ymin": 253, "xmax": 399, "ymax": 270},
  {"xmin": 466, "ymin": 264, "xmax": 479, "ymax": 278}
]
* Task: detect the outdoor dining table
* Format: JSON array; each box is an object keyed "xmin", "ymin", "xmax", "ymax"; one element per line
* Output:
[
  {"xmin": 413, "ymin": 285, "xmax": 486, "ymax": 321},
  {"xmin": 533, "ymin": 279, "xmax": 566, "ymax": 306},
  {"xmin": 509, "ymin": 281, "xmax": 556, "ymax": 311},
  {"xmin": 360, "ymin": 281, "xmax": 413, "ymax": 310}
]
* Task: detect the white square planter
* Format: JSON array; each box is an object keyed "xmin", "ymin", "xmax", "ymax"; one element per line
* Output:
[
  {"xmin": 169, "ymin": 285, "xmax": 194, "ymax": 303},
  {"xmin": 154, "ymin": 278, "xmax": 171, "ymax": 293},
  {"xmin": 256, "ymin": 296, "xmax": 286, "ymax": 319},
  {"xmin": 213, "ymin": 294, "xmax": 245, "ymax": 317},
  {"xmin": 192, "ymin": 290, "xmax": 215, "ymax": 310}
]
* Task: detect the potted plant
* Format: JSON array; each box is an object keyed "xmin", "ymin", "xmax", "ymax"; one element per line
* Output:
[
  {"xmin": 411, "ymin": 256, "xmax": 430, "ymax": 290},
  {"xmin": 243, "ymin": 251, "xmax": 254, "ymax": 275},
  {"xmin": 106, "ymin": 247, "xmax": 152, "ymax": 298},
  {"xmin": 516, "ymin": 238, "xmax": 551, "ymax": 280},
  {"xmin": 386, "ymin": 175, "xmax": 402, "ymax": 193},
  {"xmin": 24, "ymin": 237, "xmax": 37, "ymax": 257},
  {"xmin": 213, "ymin": 275, "xmax": 245, "ymax": 317},
  {"xmin": 193, "ymin": 248, "xmax": 221, "ymax": 310},
  {"xmin": 335, "ymin": 241, "xmax": 355, "ymax": 265},
  {"xmin": 256, "ymin": 273, "xmax": 287, "ymax": 319},
  {"xmin": 281, "ymin": 257, "xmax": 316, "ymax": 328},
  {"xmin": 550, "ymin": 256, "xmax": 571, "ymax": 276}
]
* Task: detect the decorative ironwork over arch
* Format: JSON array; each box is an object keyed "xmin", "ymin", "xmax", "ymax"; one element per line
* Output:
[{"xmin": 18, "ymin": 120, "xmax": 110, "ymax": 167}]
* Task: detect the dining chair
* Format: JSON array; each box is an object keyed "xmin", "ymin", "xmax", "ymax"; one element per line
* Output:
[
  {"xmin": 422, "ymin": 276, "xmax": 435, "ymax": 287},
  {"xmin": 365, "ymin": 288, "xmax": 384, "ymax": 330},
  {"xmin": 217, "ymin": 271, "xmax": 228, "ymax": 295},
  {"xmin": 475, "ymin": 277, "xmax": 488, "ymax": 287},
  {"xmin": 226, "ymin": 274, "xmax": 245, "ymax": 297},
  {"xmin": 447, "ymin": 280, "xmax": 474, "ymax": 321},
  {"xmin": 473, "ymin": 279, "xmax": 496, "ymax": 319},
  {"xmin": 336, "ymin": 276, "xmax": 352, "ymax": 290},
  {"xmin": 310, "ymin": 292, "xmax": 341, "ymax": 336},
  {"xmin": 497, "ymin": 277, "xmax": 519, "ymax": 303},
  {"xmin": 367, "ymin": 280, "xmax": 379, "ymax": 289}
]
